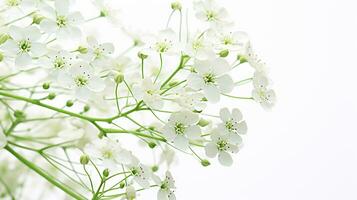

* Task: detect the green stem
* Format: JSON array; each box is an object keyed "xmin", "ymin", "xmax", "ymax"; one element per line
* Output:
[
  {"xmin": 221, "ymin": 93, "xmax": 254, "ymax": 100},
  {"xmin": 104, "ymin": 128, "xmax": 166, "ymax": 142},
  {"xmin": 160, "ymin": 55, "xmax": 190, "ymax": 89},
  {"xmin": 5, "ymin": 146, "xmax": 87, "ymax": 200},
  {"xmin": 141, "ymin": 58, "xmax": 145, "ymax": 79},
  {"xmin": 154, "ymin": 53, "xmax": 163, "ymax": 83},
  {"xmin": 0, "ymin": 91, "xmax": 114, "ymax": 122}
]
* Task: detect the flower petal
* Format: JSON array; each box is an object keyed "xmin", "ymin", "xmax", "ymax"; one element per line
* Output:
[
  {"xmin": 219, "ymin": 108, "xmax": 231, "ymax": 121},
  {"xmin": 217, "ymin": 74, "xmax": 234, "ymax": 93},
  {"xmin": 15, "ymin": 53, "xmax": 32, "ymax": 67},
  {"xmin": 204, "ymin": 142, "xmax": 218, "ymax": 158},
  {"xmin": 185, "ymin": 125, "xmax": 201, "ymax": 139},
  {"xmin": 203, "ymin": 85, "xmax": 220, "ymax": 103},
  {"xmin": 87, "ymin": 76, "xmax": 105, "ymax": 92},
  {"xmin": 31, "ymin": 42, "xmax": 47, "ymax": 57},
  {"xmin": 218, "ymin": 151, "xmax": 233, "ymax": 166},
  {"xmin": 173, "ymin": 135, "xmax": 189, "ymax": 150}
]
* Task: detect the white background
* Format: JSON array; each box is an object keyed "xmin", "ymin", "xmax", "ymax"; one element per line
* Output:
[
  {"xmin": 117, "ymin": 0, "xmax": 357, "ymax": 199},
  {"xmin": 4, "ymin": 0, "xmax": 357, "ymax": 199}
]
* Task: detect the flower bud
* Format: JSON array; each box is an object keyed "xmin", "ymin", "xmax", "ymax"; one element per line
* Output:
[
  {"xmin": 168, "ymin": 81, "xmax": 179, "ymax": 87},
  {"xmin": 77, "ymin": 46, "xmax": 88, "ymax": 54},
  {"xmin": 0, "ymin": 53, "xmax": 4, "ymax": 63},
  {"xmin": 83, "ymin": 105, "xmax": 90, "ymax": 112},
  {"xmin": 98, "ymin": 131, "xmax": 107, "ymax": 139},
  {"xmin": 148, "ymin": 142, "xmax": 156, "ymax": 149},
  {"xmin": 103, "ymin": 169, "xmax": 110, "ymax": 177},
  {"xmin": 0, "ymin": 34, "xmax": 9, "ymax": 45},
  {"xmin": 219, "ymin": 49, "xmax": 229, "ymax": 57},
  {"xmin": 47, "ymin": 93, "xmax": 56, "ymax": 100},
  {"xmin": 198, "ymin": 118, "xmax": 210, "ymax": 127},
  {"xmin": 137, "ymin": 51, "xmax": 148, "ymax": 59},
  {"xmin": 32, "ymin": 14, "xmax": 45, "ymax": 24},
  {"xmin": 171, "ymin": 1, "xmax": 182, "ymax": 11},
  {"xmin": 237, "ymin": 55, "xmax": 247, "ymax": 63},
  {"xmin": 14, "ymin": 110, "xmax": 26, "ymax": 120},
  {"xmin": 66, "ymin": 100, "xmax": 74, "ymax": 107},
  {"xmin": 201, "ymin": 159, "xmax": 211, "ymax": 167},
  {"xmin": 42, "ymin": 82, "xmax": 50, "ymax": 90},
  {"xmin": 151, "ymin": 165, "xmax": 159, "ymax": 172},
  {"xmin": 114, "ymin": 73, "xmax": 124, "ymax": 84},
  {"xmin": 100, "ymin": 10, "xmax": 109, "ymax": 17},
  {"xmin": 80, "ymin": 154, "xmax": 90, "ymax": 165},
  {"xmin": 119, "ymin": 181, "xmax": 125, "ymax": 189}
]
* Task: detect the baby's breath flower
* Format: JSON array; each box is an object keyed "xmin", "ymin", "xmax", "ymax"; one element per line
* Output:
[
  {"xmin": 1, "ymin": 26, "xmax": 46, "ymax": 67},
  {"xmin": 187, "ymin": 57, "xmax": 234, "ymax": 103},
  {"xmin": 162, "ymin": 110, "xmax": 201, "ymax": 150}
]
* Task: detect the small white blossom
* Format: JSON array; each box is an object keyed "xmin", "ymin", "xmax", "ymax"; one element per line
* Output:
[
  {"xmin": 159, "ymin": 145, "xmax": 176, "ymax": 167},
  {"xmin": 173, "ymin": 88, "xmax": 206, "ymax": 111},
  {"xmin": 187, "ymin": 57, "xmax": 234, "ymax": 103},
  {"xmin": 150, "ymin": 29, "xmax": 179, "ymax": 55},
  {"xmin": 39, "ymin": 50, "xmax": 75, "ymax": 81},
  {"xmin": 194, "ymin": 0, "xmax": 230, "ymax": 27},
  {"xmin": 1, "ymin": 26, "xmax": 46, "ymax": 67},
  {"xmin": 126, "ymin": 156, "xmax": 152, "ymax": 189},
  {"xmin": 162, "ymin": 110, "xmax": 201, "ymax": 150},
  {"xmin": 85, "ymin": 138, "xmax": 133, "ymax": 170},
  {"xmin": 205, "ymin": 129, "xmax": 240, "ymax": 166},
  {"xmin": 208, "ymin": 29, "xmax": 250, "ymax": 52},
  {"xmin": 252, "ymin": 72, "xmax": 276, "ymax": 109},
  {"xmin": 132, "ymin": 78, "xmax": 164, "ymax": 109},
  {"xmin": 40, "ymin": 0, "xmax": 84, "ymax": 40},
  {"xmin": 185, "ymin": 32, "xmax": 215, "ymax": 60},
  {"xmin": 81, "ymin": 36, "xmax": 115, "ymax": 68},
  {"xmin": 58, "ymin": 61, "xmax": 105, "ymax": 100},
  {"xmin": 153, "ymin": 171, "xmax": 176, "ymax": 200},
  {"xmin": 93, "ymin": 0, "xmax": 121, "ymax": 23},
  {"xmin": 122, "ymin": 186, "xmax": 136, "ymax": 200},
  {"xmin": 241, "ymin": 44, "xmax": 267, "ymax": 72},
  {"xmin": 218, "ymin": 108, "xmax": 247, "ymax": 143}
]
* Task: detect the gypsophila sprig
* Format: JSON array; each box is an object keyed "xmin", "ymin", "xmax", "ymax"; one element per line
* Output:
[{"xmin": 0, "ymin": 0, "xmax": 275, "ymax": 199}]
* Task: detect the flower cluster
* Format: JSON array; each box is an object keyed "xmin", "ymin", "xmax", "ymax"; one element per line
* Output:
[{"xmin": 0, "ymin": 0, "xmax": 275, "ymax": 199}]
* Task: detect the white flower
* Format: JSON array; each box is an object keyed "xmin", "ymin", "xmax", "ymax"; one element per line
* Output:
[
  {"xmin": 162, "ymin": 110, "xmax": 201, "ymax": 150},
  {"xmin": 252, "ymin": 72, "xmax": 276, "ymax": 109},
  {"xmin": 159, "ymin": 145, "xmax": 176, "ymax": 167},
  {"xmin": 204, "ymin": 129, "xmax": 240, "ymax": 166},
  {"xmin": 109, "ymin": 56, "xmax": 132, "ymax": 73},
  {"xmin": 208, "ymin": 30, "xmax": 250, "ymax": 52},
  {"xmin": 185, "ymin": 32, "xmax": 215, "ymax": 60},
  {"xmin": 0, "ymin": 131, "xmax": 7, "ymax": 149},
  {"xmin": 58, "ymin": 61, "xmax": 105, "ymax": 100},
  {"xmin": 126, "ymin": 156, "xmax": 152, "ymax": 189},
  {"xmin": 40, "ymin": 0, "xmax": 83, "ymax": 40},
  {"xmin": 153, "ymin": 171, "xmax": 176, "ymax": 200},
  {"xmin": 85, "ymin": 138, "xmax": 133, "ymax": 170},
  {"xmin": 81, "ymin": 36, "xmax": 115, "ymax": 68},
  {"xmin": 150, "ymin": 29, "xmax": 179, "ymax": 55},
  {"xmin": 194, "ymin": 0, "xmax": 230, "ymax": 27},
  {"xmin": 39, "ymin": 50, "xmax": 75, "ymax": 80},
  {"xmin": 1, "ymin": 26, "xmax": 46, "ymax": 67},
  {"xmin": 132, "ymin": 78, "xmax": 164, "ymax": 109},
  {"xmin": 173, "ymin": 88, "xmax": 206, "ymax": 111},
  {"xmin": 122, "ymin": 186, "xmax": 136, "ymax": 200},
  {"xmin": 217, "ymin": 108, "xmax": 247, "ymax": 145},
  {"xmin": 122, "ymin": 27, "xmax": 145, "ymax": 47},
  {"xmin": 92, "ymin": 0, "xmax": 121, "ymax": 23},
  {"xmin": 187, "ymin": 57, "xmax": 234, "ymax": 103},
  {"xmin": 241, "ymin": 44, "xmax": 267, "ymax": 72}
]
